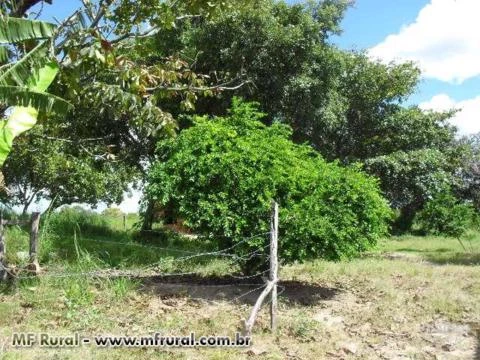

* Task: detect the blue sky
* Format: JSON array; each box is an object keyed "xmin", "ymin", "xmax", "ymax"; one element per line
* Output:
[{"xmin": 345, "ymin": 0, "xmax": 480, "ymax": 135}]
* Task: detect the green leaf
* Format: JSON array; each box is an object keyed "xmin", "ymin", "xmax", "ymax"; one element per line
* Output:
[
  {"xmin": 0, "ymin": 121, "xmax": 14, "ymax": 167},
  {"xmin": 0, "ymin": 17, "xmax": 56, "ymax": 44},
  {"xmin": 0, "ymin": 40, "xmax": 50, "ymax": 87},
  {"xmin": 0, "ymin": 86, "xmax": 72, "ymax": 114},
  {"xmin": 5, "ymin": 106, "xmax": 39, "ymax": 138},
  {"xmin": 0, "ymin": 46, "xmax": 8, "ymax": 63},
  {"xmin": 27, "ymin": 61, "xmax": 59, "ymax": 92}
]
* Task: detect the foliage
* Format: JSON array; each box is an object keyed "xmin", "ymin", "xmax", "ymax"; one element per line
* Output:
[
  {"xmin": 0, "ymin": 16, "xmax": 71, "ymax": 167},
  {"xmin": 175, "ymin": 1, "xmax": 455, "ymax": 160},
  {"xmin": 146, "ymin": 99, "xmax": 391, "ymax": 266},
  {"xmin": 365, "ymin": 149, "xmax": 452, "ymax": 232},
  {"xmin": 415, "ymin": 191, "xmax": 475, "ymax": 238},
  {"xmin": 1, "ymin": 126, "xmax": 135, "ymax": 213},
  {"xmin": 454, "ymin": 133, "xmax": 480, "ymax": 212},
  {"xmin": 143, "ymin": 0, "xmax": 462, "ymax": 233},
  {"xmin": 0, "ymin": 0, "xmax": 253, "ymax": 210}
]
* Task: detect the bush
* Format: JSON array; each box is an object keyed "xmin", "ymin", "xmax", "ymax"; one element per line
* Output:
[
  {"xmin": 415, "ymin": 192, "xmax": 475, "ymax": 237},
  {"xmin": 146, "ymin": 99, "xmax": 392, "ymax": 268}
]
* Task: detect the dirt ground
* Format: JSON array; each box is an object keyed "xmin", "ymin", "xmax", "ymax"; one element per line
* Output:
[{"xmin": 1, "ymin": 242, "xmax": 480, "ymax": 359}]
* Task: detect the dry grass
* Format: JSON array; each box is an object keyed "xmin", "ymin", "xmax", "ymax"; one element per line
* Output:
[{"xmin": 1, "ymin": 232, "xmax": 480, "ymax": 359}]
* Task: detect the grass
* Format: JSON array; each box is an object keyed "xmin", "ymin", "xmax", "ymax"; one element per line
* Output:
[
  {"xmin": 377, "ymin": 230, "xmax": 480, "ymax": 265},
  {"xmin": 1, "ymin": 209, "xmax": 479, "ymax": 359}
]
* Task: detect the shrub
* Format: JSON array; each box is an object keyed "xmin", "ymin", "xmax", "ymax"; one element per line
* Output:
[
  {"xmin": 146, "ymin": 99, "xmax": 392, "ymax": 268},
  {"xmin": 415, "ymin": 191, "xmax": 475, "ymax": 237}
]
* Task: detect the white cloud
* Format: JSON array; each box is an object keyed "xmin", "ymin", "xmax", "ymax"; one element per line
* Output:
[
  {"xmin": 420, "ymin": 94, "xmax": 480, "ymax": 135},
  {"xmin": 369, "ymin": 0, "xmax": 480, "ymax": 83}
]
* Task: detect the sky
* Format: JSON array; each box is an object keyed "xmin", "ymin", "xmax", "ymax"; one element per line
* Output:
[
  {"xmin": 28, "ymin": 0, "xmax": 479, "ymax": 212},
  {"xmin": 339, "ymin": 0, "xmax": 480, "ymax": 136}
]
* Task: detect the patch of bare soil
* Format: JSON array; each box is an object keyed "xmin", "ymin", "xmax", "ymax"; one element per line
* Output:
[
  {"xmin": 140, "ymin": 276, "xmax": 338, "ymax": 306},
  {"xmin": 140, "ymin": 275, "xmax": 479, "ymax": 358},
  {"xmin": 310, "ymin": 289, "xmax": 478, "ymax": 359},
  {"xmin": 380, "ymin": 252, "xmax": 426, "ymax": 262}
]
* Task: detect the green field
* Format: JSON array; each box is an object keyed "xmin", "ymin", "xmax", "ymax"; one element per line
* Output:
[{"xmin": 0, "ymin": 213, "xmax": 479, "ymax": 359}]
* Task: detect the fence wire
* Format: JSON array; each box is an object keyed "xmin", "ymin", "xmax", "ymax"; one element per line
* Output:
[{"xmin": 8, "ymin": 231, "xmax": 273, "ymax": 286}]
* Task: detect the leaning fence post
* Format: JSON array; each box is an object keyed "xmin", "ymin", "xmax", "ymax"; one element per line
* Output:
[
  {"xmin": 28, "ymin": 212, "xmax": 41, "ymax": 275},
  {"xmin": 270, "ymin": 201, "xmax": 279, "ymax": 331},
  {"xmin": 0, "ymin": 211, "xmax": 6, "ymax": 280}
]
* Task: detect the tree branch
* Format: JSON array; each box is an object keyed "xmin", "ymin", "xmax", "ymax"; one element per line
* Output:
[
  {"xmin": 146, "ymin": 80, "xmax": 252, "ymax": 93},
  {"xmin": 90, "ymin": 0, "xmax": 114, "ymax": 29},
  {"xmin": 11, "ymin": 0, "xmax": 52, "ymax": 18},
  {"xmin": 33, "ymin": 134, "xmax": 114, "ymax": 143},
  {"xmin": 109, "ymin": 15, "xmax": 202, "ymax": 45}
]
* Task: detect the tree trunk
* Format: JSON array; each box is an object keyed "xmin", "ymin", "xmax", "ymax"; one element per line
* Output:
[
  {"xmin": 21, "ymin": 196, "xmax": 34, "ymax": 216},
  {"xmin": 394, "ymin": 204, "xmax": 418, "ymax": 234},
  {"xmin": 141, "ymin": 199, "xmax": 155, "ymax": 231}
]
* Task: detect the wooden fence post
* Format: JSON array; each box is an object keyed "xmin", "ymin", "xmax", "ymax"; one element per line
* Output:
[
  {"xmin": 270, "ymin": 201, "xmax": 279, "ymax": 331},
  {"xmin": 28, "ymin": 212, "xmax": 40, "ymax": 274},
  {"xmin": 0, "ymin": 211, "xmax": 6, "ymax": 281},
  {"xmin": 123, "ymin": 214, "xmax": 127, "ymax": 232},
  {"xmin": 243, "ymin": 201, "xmax": 279, "ymax": 336}
]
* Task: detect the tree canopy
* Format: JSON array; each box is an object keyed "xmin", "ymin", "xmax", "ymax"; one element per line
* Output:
[
  {"xmin": 0, "ymin": 0, "xmax": 476, "ymax": 237},
  {"xmin": 146, "ymin": 98, "xmax": 391, "ymax": 270}
]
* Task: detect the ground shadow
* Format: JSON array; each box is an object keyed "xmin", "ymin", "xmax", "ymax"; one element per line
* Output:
[
  {"xmin": 395, "ymin": 247, "xmax": 451, "ymax": 253},
  {"xmin": 138, "ymin": 274, "xmax": 339, "ymax": 306},
  {"xmin": 425, "ymin": 252, "xmax": 480, "ymax": 266}
]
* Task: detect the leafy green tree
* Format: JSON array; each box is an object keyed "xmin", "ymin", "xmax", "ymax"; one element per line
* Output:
[
  {"xmin": 364, "ymin": 149, "xmax": 453, "ymax": 232},
  {"xmin": 0, "ymin": 0, "xmax": 253, "ymax": 211},
  {"xmin": 153, "ymin": 1, "xmax": 459, "ymax": 232},
  {"xmin": 454, "ymin": 133, "xmax": 480, "ymax": 212},
  {"xmin": 415, "ymin": 191, "xmax": 475, "ymax": 238},
  {"xmin": 1, "ymin": 125, "xmax": 135, "ymax": 213},
  {"xmin": 146, "ymin": 99, "xmax": 391, "ymax": 270},
  {"xmin": 170, "ymin": 1, "xmax": 454, "ymax": 159}
]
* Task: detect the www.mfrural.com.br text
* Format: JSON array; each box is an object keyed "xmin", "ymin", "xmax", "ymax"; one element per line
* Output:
[{"xmin": 11, "ymin": 332, "xmax": 251, "ymax": 348}]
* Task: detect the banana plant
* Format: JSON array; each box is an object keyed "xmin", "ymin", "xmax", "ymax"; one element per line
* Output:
[{"xmin": 0, "ymin": 17, "xmax": 72, "ymax": 166}]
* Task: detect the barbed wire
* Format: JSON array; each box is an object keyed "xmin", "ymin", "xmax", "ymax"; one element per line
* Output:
[
  {"xmin": 7, "ymin": 230, "xmax": 272, "ymax": 283},
  {"xmin": 75, "ymin": 237, "xmax": 204, "ymax": 255},
  {"xmin": 232, "ymin": 283, "xmax": 267, "ymax": 302}
]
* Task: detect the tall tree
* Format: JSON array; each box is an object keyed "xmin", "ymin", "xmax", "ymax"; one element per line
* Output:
[
  {"xmin": 0, "ymin": 0, "xmax": 253, "ymax": 212},
  {"xmin": 146, "ymin": 0, "xmax": 461, "ymax": 231}
]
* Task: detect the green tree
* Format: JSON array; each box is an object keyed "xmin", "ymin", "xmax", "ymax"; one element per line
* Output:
[
  {"xmin": 455, "ymin": 133, "xmax": 480, "ymax": 212},
  {"xmin": 153, "ymin": 0, "xmax": 459, "ymax": 232},
  {"xmin": 0, "ymin": 0, "xmax": 253, "ymax": 211},
  {"xmin": 146, "ymin": 99, "xmax": 391, "ymax": 270},
  {"xmin": 172, "ymin": 1, "xmax": 454, "ymax": 159},
  {"xmin": 1, "ymin": 125, "xmax": 135, "ymax": 213},
  {"xmin": 415, "ymin": 191, "xmax": 475, "ymax": 239},
  {"xmin": 364, "ymin": 149, "xmax": 453, "ymax": 232}
]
